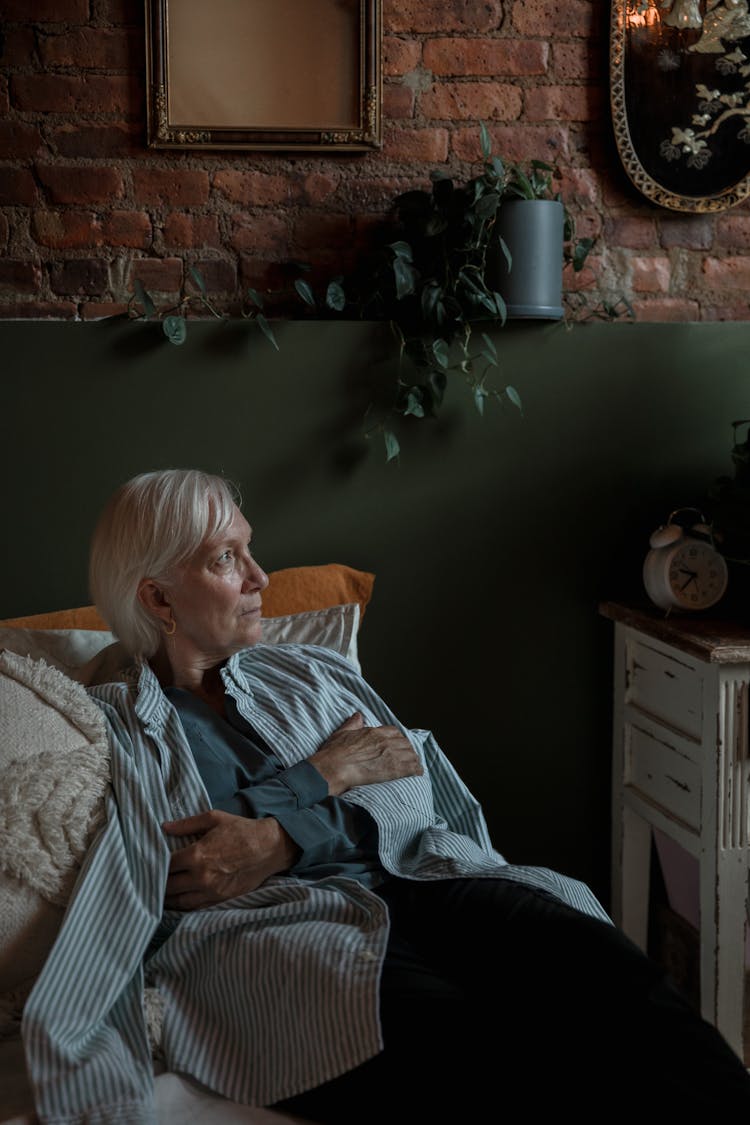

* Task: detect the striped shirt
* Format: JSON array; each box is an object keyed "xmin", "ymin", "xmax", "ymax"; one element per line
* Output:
[{"xmin": 22, "ymin": 643, "xmax": 610, "ymax": 1124}]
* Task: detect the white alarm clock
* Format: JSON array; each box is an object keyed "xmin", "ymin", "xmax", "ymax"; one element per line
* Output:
[{"xmin": 643, "ymin": 510, "xmax": 728, "ymax": 612}]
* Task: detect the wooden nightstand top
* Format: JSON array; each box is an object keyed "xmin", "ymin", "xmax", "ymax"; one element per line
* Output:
[{"xmin": 599, "ymin": 599, "xmax": 750, "ymax": 664}]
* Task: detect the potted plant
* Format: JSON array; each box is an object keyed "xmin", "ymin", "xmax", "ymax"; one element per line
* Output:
[{"xmin": 312, "ymin": 123, "xmax": 598, "ymax": 457}]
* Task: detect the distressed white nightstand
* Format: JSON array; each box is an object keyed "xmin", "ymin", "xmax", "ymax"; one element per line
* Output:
[{"xmin": 600, "ymin": 600, "xmax": 750, "ymax": 1062}]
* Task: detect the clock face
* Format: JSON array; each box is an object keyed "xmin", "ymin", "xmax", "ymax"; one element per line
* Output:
[
  {"xmin": 666, "ymin": 540, "xmax": 728, "ymax": 609},
  {"xmin": 670, "ymin": 542, "xmax": 728, "ymax": 612},
  {"xmin": 643, "ymin": 537, "xmax": 729, "ymax": 611}
]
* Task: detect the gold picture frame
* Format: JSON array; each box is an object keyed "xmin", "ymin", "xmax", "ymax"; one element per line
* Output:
[
  {"xmin": 146, "ymin": 0, "xmax": 381, "ymax": 152},
  {"xmin": 610, "ymin": 0, "xmax": 750, "ymax": 212}
]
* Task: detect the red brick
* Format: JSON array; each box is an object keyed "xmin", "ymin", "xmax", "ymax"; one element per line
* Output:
[
  {"xmin": 163, "ymin": 214, "xmax": 220, "ymax": 249},
  {"xmin": 556, "ymin": 168, "xmax": 600, "ymax": 206},
  {"xmin": 0, "ymin": 300, "xmax": 77, "ymax": 319},
  {"xmin": 51, "ymin": 123, "xmax": 142, "ymax": 158},
  {"xmin": 384, "ymin": 83, "xmax": 415, "ymax": 119},
  {"xmin": 421, "ymin": 81, "xmax": 522, "ymax": 122},
  {"xmin": 291, "ymin": 214, "xmax": 356, "ymax": 257},
  {"xmin": 0, "ymin": 28, "xmax": 37, "ymax": 67},
  {"xmin": 128, "ymin": 258, "xmax": 183, "ymax": 294},
  {"xmin": 659, "ymin": 216, "xmax": 712, "ymax": 250},
  {"xmin": 0, "ymin": 0, "xmax": 88, "ymax": 19},
  {"xmin": 102, "ymin": 210, "xmax": 152, "ymax": 248},
  {"xmin": 552, "ymin": 42, "xmax": 599, "ymax": 82},
  {"xmin": 512, "ymin": 0, "xmax": 598, "ymax": 38},
  {"xmin": 133, "ymin": 168, "xmax": 210, "ymax": 207},
  {"xmin": 603, "ymin": 216, "xmax": 657, "ymax": 250},
  {"xmin": 11, "ymin": 74, "xmax": 134, "ymax": 114},
  {"xmin": 383, "ymin": 36, "xmax": 422, "ymax": 76},
  {"xmin": 524, "ymin": 85, "xmax": 599, "ymax": 123},
  {"xmin": 630, "ymin": 298, "xmax": 699, "ymax": 321},
  {"xmin": 50, "ymin": 259, "xmax": 110, "ymax": 295},
  {"xmin": 451, "ymin": 123, "xmax": 570, "ymax": 164},
  {"xmin": 714, "ymin": 214, "xmax": 750, "ymax": 249},
  {"xmin": 0, "ymin": 212, "xmax": 8, "ymax": 249},
  {"xmin": 386, "ymin": 1, "xmax": 503, "ymax": 34},
  {"xmin": 702, "ymin": 302, "xmax": 750, "ymax": 321},
  {"xmin": 0, "ymin": 122, "xmax": 45, "ymax": 159},
  {"xmin": 383, "ymin": 126, "xmax": 450, "ymax": 163},
  {"xmin": 230, "ymin": 213, "xmax": 290, "ymax": 256},
  {"xmin": 38, "ymin": 28, "xmax": 140, "ymax": 70},
  {"xmin": 37, "ymin": 164, "xmax": 125, "ymax": 204},
  {"xmin": 213, "ymin": 171, "xmax": 291, "ymax": 207},
  {"xmin": 702, "ymin": 256, "xmax": 750, "ymax": 289},
  {"xmin": 0, "ymin": 168, "xmax": 38, "ymax": 206},
  {"xmin": 338, "ymin": 176, "xmax": 413, "ymax": 211},
  {"xmin": 80, "ymin": 301, "xmax": 130, "ymax": 320},
  {"xmin": 93, "ymin": 0, "xmax": 143, "ymax": 23},
  {"xmin": 423, "ymin": 38, "xmax": 548, "ymax": 77},
  {"xmin": 630, "ymin": 256, "xmax": 671, "ymax": 293},
  {"xmin": 0, "ymin": 259, "xmax": 43, "ymax": 292},
  {"xmin": 299, "ymin": 173, "xmax": 340, "ymax": 206},
  {"xmin": 188, "ymin": 259, "xmax": 237, "ymax": 293},
  {"xmin": 32, "ymin": 210, "xmax": 103, "ymax": 248}
]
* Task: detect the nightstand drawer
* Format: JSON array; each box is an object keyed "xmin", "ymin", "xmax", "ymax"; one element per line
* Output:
[
  {"xmin": 625, "ymin": 636, "xmax": 703, "ymax": 739},
  {"xmin": 624, "ymin": 719, "xmax": 701, "ymax": 829}
]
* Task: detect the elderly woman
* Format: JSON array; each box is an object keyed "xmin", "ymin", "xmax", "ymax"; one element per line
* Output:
[{"xmin": 23, "ymin": 470, "xmax": 750, "ymax": 1124}]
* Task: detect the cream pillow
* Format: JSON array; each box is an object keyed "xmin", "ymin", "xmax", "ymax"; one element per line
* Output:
[
  {"xmin": 0, "ymin": 651, "xmax": 111, "ymax": 1033},
  {"xmin": 0, "ymin": 602, "xmax": 362, "ymax": 685}
]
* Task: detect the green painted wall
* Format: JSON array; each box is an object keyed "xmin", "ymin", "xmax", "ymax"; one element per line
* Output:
[{"xmin": 2, "ymin": 318, "xmax": 749, "ymax": 907}]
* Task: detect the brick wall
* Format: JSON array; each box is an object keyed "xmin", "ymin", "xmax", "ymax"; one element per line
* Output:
[{"xmin": 1, "ymin": 0, "xmax": 748, "ymax": 322}]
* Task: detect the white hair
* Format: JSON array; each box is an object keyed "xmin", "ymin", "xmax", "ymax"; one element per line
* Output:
[{"xmin": 89, "ymin": 469, "xmax": 240, "ymax": 657}]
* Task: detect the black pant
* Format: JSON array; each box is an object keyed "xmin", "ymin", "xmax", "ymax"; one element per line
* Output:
[{"xmin": 275, "ymin": 877, "xmax": 750, "ymax": 1122}]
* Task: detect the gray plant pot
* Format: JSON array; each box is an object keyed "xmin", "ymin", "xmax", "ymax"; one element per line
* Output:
[{"xmin": 489, "ymin": 198, "xmax": 565, "ymax": 320}]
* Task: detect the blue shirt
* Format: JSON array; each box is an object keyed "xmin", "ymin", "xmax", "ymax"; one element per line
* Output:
[
  {"xmin": 164, "ymin": 686, "xmax": 385, "ymax": 888},
  {"xmin": 23, "ymin": 643, "xmax": 611, "ymax": 1122}
]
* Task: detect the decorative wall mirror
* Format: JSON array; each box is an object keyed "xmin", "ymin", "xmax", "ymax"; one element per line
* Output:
[
  {"xmin": 146, "ymin": 0, "xmax": 381, "ymax": 152},
  {"xmin": 610, "ymin": 0, "xmax": 750, "ymax": 211}
]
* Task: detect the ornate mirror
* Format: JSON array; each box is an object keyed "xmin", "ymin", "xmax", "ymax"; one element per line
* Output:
[
  {"xmin": 610, "ymin": 0, "xmax": 750, "ymax": 211},
  {"xmin": 146, "ymin": 0, "xmax": 381, "ymax": 152}
]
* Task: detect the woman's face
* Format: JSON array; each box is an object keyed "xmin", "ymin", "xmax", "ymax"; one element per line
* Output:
[{"xmin": 164, "ymin": 504, "xmax": 268, "ymax": 665}]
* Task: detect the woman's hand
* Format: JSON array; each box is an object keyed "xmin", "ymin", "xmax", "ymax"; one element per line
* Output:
[
  {"xmin": 309, "ymin": 712, "xmax": 424, "ymax": 797},
  {"xmin": 162, "ymin": 810, "xmax": 299, "ymax": 910}
]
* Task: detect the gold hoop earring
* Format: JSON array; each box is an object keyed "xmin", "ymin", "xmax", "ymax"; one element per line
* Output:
[{"xmin": 164, "ymin": 614, "xmax": 176, "ymax": 637}]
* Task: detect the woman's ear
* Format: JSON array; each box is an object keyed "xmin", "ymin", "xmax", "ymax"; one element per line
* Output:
[{"xmin": 137, "ymin": 579, "xmax": 172, "ymax": 625}]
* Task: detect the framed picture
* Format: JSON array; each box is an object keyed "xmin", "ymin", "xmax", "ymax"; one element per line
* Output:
[
  {"xmin": 610, "ymin": 0, "xmax": 750, "ymax": 211},
  {"xmin": 146, "ymin": 0, "xmax": 381, "ymax": 152}
]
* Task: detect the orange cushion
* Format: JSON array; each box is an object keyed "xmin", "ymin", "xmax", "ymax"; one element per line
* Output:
[{"xmin": 0, "ymin": 563, "xmax": 375, "ymax": 629}]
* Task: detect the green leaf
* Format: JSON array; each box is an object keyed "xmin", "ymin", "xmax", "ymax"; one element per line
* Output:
[
  {"xmin": 325, "ymin": 280, "xmax": 346, "ymax": 312},
  {"xmin": 429, "ymin": 370, "xmax": 447, "ymax": 405},
  {"xmin": 246, "ymin": 287, "xmax": 264, "ymax": 310},
  {"xmin": 294, "ymin": 278, "xmax": 316, "ymax": 307},
  {"xmin": 491, "ymin": 156, "xmax": 505, "ymax": 181},
  {"xmin": 404, "ymin": 391, "xmax": 425, "ymax": 418},
  {"xmin": 480, "ymin": 332, "xmax": 498, "ymax": 365},
  {"xmin": 475, "ymin": 191, "xmax": 500, "ymax": 219},
  {"xmin": 421, "ymin": 281, "xmax": 443, "ymax": 321},
  {"xmin": 431, "ymin": 338, "xmax": 449, "ymax": 368},
  {"xmin": 505, "ymin": 385, "xmax": 523, "ymax": 413},
  {"xmin": 572, "ymin": 237, "xmax": 595, "ymax": 272},
  {"xmin": 493, "ymin": 291, "xmax": 508, "ymax": 326},
  {"xmin": 256, "ymin": 313, "xmax": 279, "ymax": 351},
  {"xmin": 133, "ymin": 279, "xmax": 156, "ymax": 318},
  {"xmin": 389, "ymin": 240, "xmax": 413, "ymax": 261},
  {"xmin": 393, "ymin": 256, "xmax": 416, "ymax": 300},
  {"xmin": 479, "ymin": 120, "xmax": 492, "ymax": 160},
  {"xmin": 384, "ymin": 429, "xmax": 400, "ymax": 462},
  {"xmin": 163, "ymin": 315, "xmax": 187, "ymax": 345},
  {"xmin": 498, "ymin": 236, "xmax": 512, "ymax": 273},
  {"xmin": 188, "ymin": 265, "xmax": 207, "ymax": 295},
  {"xmin": 474, "ymin": 385, "xmax": 486, "ymax": 415}
]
